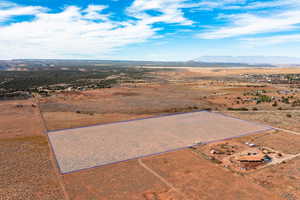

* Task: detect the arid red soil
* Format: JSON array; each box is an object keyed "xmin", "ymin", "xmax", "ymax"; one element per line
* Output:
[
  {"xmin": 232, "ymin": 130, "xmax": 300, "ymax": 155},
  {"xmin": 2, "ymin": 97, "xmax": 299, "ymax": 200},
  {"xmin": 43, "ymin": 112, "xmax": 152, "ymax": 130},
  {"xmin": 0, "ymin": 100, "xmax": 45, "ymax": 139},
  {"xmin": 39, "ymin": 68, "xmax": 300, "ymax": 132},
  {"xmin": 249, "ymin": 156, "xmax": 300, "ymax": 200},
  {"xmin": 0, "ymin": 99, "xmax": 65, "ymax": 200},
  {"xmin": 192, "ymin": 129, "xmax": 300, "ymax": 199},
  {"xmin": 0, "ymin": 136, "xmax": 64, "ymax": 200},
  {"xmin": 142, "ymin": 149, "xmax": 283, "ymax": 200},
  {"xmin": 62, "ymin": 159, "xmax": 180, "ymax": 200},
  {"xmin": 39, "ymin": 85, "xmax": 214, "ymax": 131},
  {"xmin": 226, "ymin": 111, "xmax": 300, "ymax": 132},
  {"xmin": 62, "ymin": 149, "xmax": 283, "ymax": 200},
  {"xmin": 2, "ymin": 68, "xmax": 300, "ymax": 200}
]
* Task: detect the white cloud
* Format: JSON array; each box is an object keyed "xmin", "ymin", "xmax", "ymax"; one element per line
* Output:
[
  {"xmin": 127, "ymin": 0, "xmax": 194, "ymax": 25},
  {"xmin": 198, "ymin": 9, "xmax": 300, "ymax": 39},
  {"xmin": 193, "ymin": 0, "xmax": 300, "ymax": 10},
  {"xmin": 0, "ymin": 0, "xmax": 199, "ymax": 59},
  {"xmin": 2, "ymin": 0, "xmax": 299, "ymax": 59},
  {"xmin": 0, "ymin": 4, "xmax": 157, "ymax": 59},
  {"xmin": 191, "ymin": 0, "xmax": 246, "ymax": 10},
  {"xmin": 0, "ymin": 0, "xmax": 203, "ymax": 59},
  {"xmin": 0, "ymin": 4, "xmax": 45, "ymax": 22},
  {"xmin": 0, "ymin": 1, "xmax": 17, "ymax": 8},
  {"xmin": 242, "ymin": 34, "xmax": 300, "ymax": 46},
  {"xmin": 195, "ymin": 0, "xmax": 300, "ymax": 42},
  {"xmin": 83, "ymin": 5, "xmax": 110, "ymax": 21},
  {"xmin": 238, "ymin": 0, "xmax": 300, "ymax": 9}
]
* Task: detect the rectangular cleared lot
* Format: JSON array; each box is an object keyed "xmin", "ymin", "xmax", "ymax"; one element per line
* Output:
[{"xmin": 48, "ymin": 111, "xmax": 272, "ymax": 173}]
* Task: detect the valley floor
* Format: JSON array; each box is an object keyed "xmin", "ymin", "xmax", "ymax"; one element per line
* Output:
[{"xmin": 1, "ymin": 67, "xmax": 300, "ymax": 200}]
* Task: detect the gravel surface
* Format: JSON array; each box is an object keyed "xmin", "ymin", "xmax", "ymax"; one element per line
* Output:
[{"xmin": 48, "ymin": 111, "xmax": 271, "ymax": 173}]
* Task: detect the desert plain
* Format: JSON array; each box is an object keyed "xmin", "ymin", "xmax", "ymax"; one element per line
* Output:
[{"xmin": 1, "ymin": 67, "xmax": 300, "ymax": 200}]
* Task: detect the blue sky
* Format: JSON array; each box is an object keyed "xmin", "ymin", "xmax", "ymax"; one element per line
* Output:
[{"xmin": 1, "ymin": 0, "xmax": 300, "ymax": 61}]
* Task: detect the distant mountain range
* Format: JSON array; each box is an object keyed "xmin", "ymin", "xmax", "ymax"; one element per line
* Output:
[
  {"xmin": 0, "ymin": 66, "xmax": 8, "ymax": 70},
  {"xmin": 0, "ymin": 59, "xmax": 275, "ymax": 70},
  {"xmin": 194, "ymin": 56, "xmax": 300, "ymax": 65},
  {"xmin": 2, "ymin": 57, "xmax": 300, "ymax": 71}
]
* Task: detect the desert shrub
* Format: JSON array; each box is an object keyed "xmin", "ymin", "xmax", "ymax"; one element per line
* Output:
[
  {"xmin": 292, "ymin": 100, "xmax": 300, "ymax": 107},
  {"xmin": 256, "ymin": 95, "xmax": 272, "ymax": 104},
  {"xmin": 281, "ymin": 96, "xmax": 290, "ymax": 104},
  {"xmin": 272, "ymin": 101, "xmax": 278, "ymax": 107},
  {"xmin": 227, "ymin": 107, "xmax": 248, "ymax": 111},
  {"xmin": 187, "ymin": 106, "xmax": 199, "ymax": 110}
]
